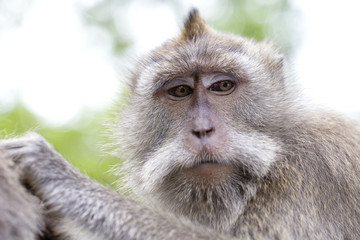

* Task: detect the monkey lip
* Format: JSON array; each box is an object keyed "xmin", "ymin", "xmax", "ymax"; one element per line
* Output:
[{"xmin": 182, "ymin": 162, "xmax": 232, "ymax": 181}]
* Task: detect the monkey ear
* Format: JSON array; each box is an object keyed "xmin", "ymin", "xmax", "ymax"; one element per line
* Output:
[{"xmin": 180, "ymin": 9, "xmax": 207, "ymax": 41}]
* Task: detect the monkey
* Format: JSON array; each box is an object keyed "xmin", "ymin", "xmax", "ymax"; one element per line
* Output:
[
  {"xmin": 1, "ymin": 8, "xmax": 360, "ymax": 240},
  {"xmin": 0, "ymin": 149, "xmax": 44, "ymax": 240}
]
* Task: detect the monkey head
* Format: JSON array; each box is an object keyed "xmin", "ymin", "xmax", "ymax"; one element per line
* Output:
[{"xmin": 116, "ymin": 9, "xmax": 290, "ymax": 231}]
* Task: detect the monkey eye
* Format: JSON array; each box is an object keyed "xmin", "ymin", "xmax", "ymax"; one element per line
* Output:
[
  {"xmin": 208, "ymin": 80, "xmax": 235, "ymax": 94},
  {"xmin": 168, "ymin": 85, "xmax": 193, "ymax": 98}
]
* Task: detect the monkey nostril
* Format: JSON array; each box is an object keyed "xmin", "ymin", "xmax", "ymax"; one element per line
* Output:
[
  {"xmin": 192, "ymin": 128, "xmax": 214, "ymax": 139},
  {"xmin": 206, "ymin": 128, "xmax": 214, "ymax": 135},
  {"xmin": 192, "ymin": 130, "xmax": 201, "ymax": 139}
]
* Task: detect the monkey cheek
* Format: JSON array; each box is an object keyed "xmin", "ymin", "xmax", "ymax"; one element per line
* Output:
[{"xmin": 181, "ymin": 163, "xmax": 232, "ymax": 183}]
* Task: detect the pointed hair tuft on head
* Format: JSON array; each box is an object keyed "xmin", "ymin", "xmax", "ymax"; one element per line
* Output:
[{"xmin": 180, "ymin": 8, "xmax": 207, "ymax": 41}]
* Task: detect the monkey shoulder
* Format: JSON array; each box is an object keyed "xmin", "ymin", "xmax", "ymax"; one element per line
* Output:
[{"xmin": 300, "ymin": 111, "xmax": 360, "ymax": 157}]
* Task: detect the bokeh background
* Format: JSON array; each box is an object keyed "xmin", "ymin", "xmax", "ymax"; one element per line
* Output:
[{"xmin": 1, "ymin": 0, "xmax": 360, "ymax": 186}]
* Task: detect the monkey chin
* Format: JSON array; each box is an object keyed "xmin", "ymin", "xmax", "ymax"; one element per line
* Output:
[{"xmin": 182, "ymin": 163, "xmax": 233, "ymax": 184}]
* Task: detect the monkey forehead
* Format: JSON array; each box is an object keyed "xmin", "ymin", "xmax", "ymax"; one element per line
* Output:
[
  {"xmin": 133, "ymin": 32, "xmax": 282, "ymax": 95},
  {"xmin": 135, "ymin": 37, "xmax": 254, "ymax": 94}
]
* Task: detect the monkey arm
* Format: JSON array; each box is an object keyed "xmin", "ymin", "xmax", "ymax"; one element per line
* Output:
[{"xmin": 1, "ymin": 132, "xmax": 236, "ymax": 240}]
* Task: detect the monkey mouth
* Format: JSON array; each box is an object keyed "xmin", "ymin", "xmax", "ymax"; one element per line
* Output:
[
  {"xmin": 182, "ymin": 160, "xmax": 232, "ymax": 181},
  {"xmin": 198, "ymin": 159, "xmax": 218, "ymax": 165}
]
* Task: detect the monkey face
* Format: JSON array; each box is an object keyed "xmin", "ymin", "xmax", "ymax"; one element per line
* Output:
[
  {"xmin": 116, "ymin": 11, "xmax": 286, "ymax": 230},
  {"xmin": 150, "ymin": 71, "xmax": 281, "ymax": 180}
]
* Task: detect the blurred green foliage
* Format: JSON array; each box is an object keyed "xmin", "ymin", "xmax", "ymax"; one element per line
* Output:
[
  {"xmin": 82, "ymin": 0, "xmax": 297, "ymax": 56},
  {"xmin": 0, "ymin": 102, "xmax": 119, "ymax": 187},
  {"xmin": 211, "ymin": 0, "xmax": 297, "ymax": 56}
]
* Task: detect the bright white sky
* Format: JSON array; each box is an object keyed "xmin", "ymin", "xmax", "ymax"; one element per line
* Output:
[
  {"xmin": 0, "ymin": 0, "xmax": 359, "ymax": 125},
  {"xmin": 294, "ymin": 0, "xmax": 360, "ymax": 119}
]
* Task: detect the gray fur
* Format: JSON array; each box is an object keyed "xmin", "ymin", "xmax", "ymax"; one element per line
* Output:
[
  {"xmin": 1, "ymin": 9, "xmax": 360, "ymax": 240},
  {"xmin": 0, "ymin": 149, "xmax": 44, "ymax": 240}
]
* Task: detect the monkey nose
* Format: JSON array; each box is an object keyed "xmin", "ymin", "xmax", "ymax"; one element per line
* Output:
[
  {"xmin": 186, "ymin": 117, "xmax": 225, "ymax": 152},
  {"xmin": 191, "ymin": 127, "xmax": 215, "ymax": 140},
  {"xmin": 190, "ymin": 114, "xmax": 216, "ymax": 143}
]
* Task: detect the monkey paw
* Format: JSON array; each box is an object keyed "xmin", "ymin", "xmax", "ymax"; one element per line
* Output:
[{"xmin": 0, "ymin": 132, "xmax": 59, "ymax": 182}]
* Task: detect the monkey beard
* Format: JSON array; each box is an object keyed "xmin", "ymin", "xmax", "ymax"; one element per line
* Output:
[
  {"xmin": 156, "ymin": 167, "xmax": 259, "ymax": 232},
  {"xmin": 122, "ymin": 130, "xmax": 281, "ymax": 232}
]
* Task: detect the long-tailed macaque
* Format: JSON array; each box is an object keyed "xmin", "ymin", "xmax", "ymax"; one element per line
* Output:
[{"xmin": 1, "ymin": 9, "xmax": 360, "ymax": 240}]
